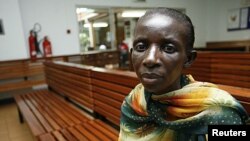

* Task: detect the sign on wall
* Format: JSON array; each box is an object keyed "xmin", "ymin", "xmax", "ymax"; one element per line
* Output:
[{"xmin": 227, "ymin": 7, "xmax": 250, "ymax": 31}]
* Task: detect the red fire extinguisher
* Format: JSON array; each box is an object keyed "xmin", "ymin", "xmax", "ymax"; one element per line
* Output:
[
  {"xmin": 42, "ymin": 36, "xmax": 52, "ymax": 57},
  {"xmin": 28, "ymin": 30, "xmax": 37, "ymax": 60}
]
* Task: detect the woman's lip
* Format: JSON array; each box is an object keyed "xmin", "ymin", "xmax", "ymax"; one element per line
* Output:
[
  {"xmin": 141, "ymin": 73, "xmax": 161, "ymax": 78},
  {"xmin": 142, "ymin": 77, "xmax": 159, "ymax": 84},
  {"xmin": 141, "ymin": 73, "xmax": 162, "ymax": 84}
]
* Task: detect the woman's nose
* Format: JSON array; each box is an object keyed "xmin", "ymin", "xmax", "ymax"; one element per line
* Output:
[{"xmin": 143, "ymin": 46, "xmax": 161, "ymax": 68}]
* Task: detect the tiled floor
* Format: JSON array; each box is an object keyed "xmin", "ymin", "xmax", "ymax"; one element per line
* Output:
[{"xmin": 0, "ymin": 102, "xmax": 36, "ymax": 141}]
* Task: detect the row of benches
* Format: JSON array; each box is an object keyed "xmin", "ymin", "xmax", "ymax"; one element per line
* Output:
[
  {"xmin": 15, "ymin": 61, "xmax": 250, "ymax": 140},
  {"xmin": 0, "ymin": 60, "xmax": 45, "ymax": 93},
  {"xmin": 0, "ymin": 57, "xmax": 71, "ymax": 95},
  {"xmin": 15, "ymin": 61, "xmax": 138, "ymax": 140},
  {"xmin": 1, "ymin": 51, "xmax": 249, "ymax": 95},
  {"xmin": 0, "ymin": 51, "xmax": 119, "ymax": 96},
  {"xmin": 45, "ymin": 61, "xmax": 139, "ymax": 127}
]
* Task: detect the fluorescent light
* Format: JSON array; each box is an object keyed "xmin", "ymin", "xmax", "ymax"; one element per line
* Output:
[
  {"xmin": 76, "ymin": 8, "xmax": 98, "ymax": 21},
  {"xmin": 77, "ymin": 13, "xmax": 98, "ymax": 21},
  {"xmin": 121, "ymin": 10, "xmax": 146, "ymax": 18},
  {"xmin": 84, "ymin": 13, "xmax": 98, "ymax": 19},
  {"xmin": 76, "ymin": 8, "xmax": 94, "ymax": 14},
  {"xmin": 84, "ymin": 22, "xmax": 108, "ymax": 28}
]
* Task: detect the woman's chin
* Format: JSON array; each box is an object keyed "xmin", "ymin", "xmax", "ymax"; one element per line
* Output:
[{"xmin": 142, "ymin": 83, "xmax": 161, "ymax": 94}]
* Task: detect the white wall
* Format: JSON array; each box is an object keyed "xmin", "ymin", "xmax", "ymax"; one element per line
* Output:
[
  {"xmin": 0, "ymin": 0, "xmax": 27, "ymax": 61},
  {"xmin": 1, "ymin": 0, "xmax": 208, "ymax": 61},
  {"xmin": 206, "ymin": 0, "xmax": 250, "ymax": 42},
  {"xmin": 1, "ymin": 0, "xmax": 249, "ymax": 61},
  {"xmin": 19, "ymin": 0, "xmax": 80, "ymax": 57}
]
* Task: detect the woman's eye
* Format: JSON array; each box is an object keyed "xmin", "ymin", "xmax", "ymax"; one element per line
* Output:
[
  {"xmin": 134, "ymin": 43, "xmax": 147, "ymax": 52},
  {"xmin": 162, "ymin": 44, "xmax": 176, "ymax": 53}
]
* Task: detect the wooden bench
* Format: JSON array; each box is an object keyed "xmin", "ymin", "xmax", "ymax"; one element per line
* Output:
[
  {"xmin": 0, "ymin": 60, "xmax": 45, "ymax": 93},
  {"xmin": 206, "ymin": 40, "xmax": 250, "ymax": 52},
  {"xmin": 44, "ymin": 61, "xmax": 94, "ymax": 110},
  {"xmin": 91, "ymin": 67, "xmax": 139, "ymax": 126},
  {"xmin": 38, "ymin": 119, "xmax": 118, "ymax": 141},
  {"xmin": 0, "ymin": 50, "xmax": 118, "ymax": 95},
  {"xmin": 15, "ymin": 61, "xmax": 120, "ymax": 140},
  {"xmin": 0, "ymin": 56, "xmax": 70, "ymax": 95},
  {"xmin": 183, "ymin": 52, "xmax": 250, "ymax": 88},
  {"xmin": 15, "ymin": 90, "xmax": 88, "ymax": 136},
  {"xmin": 15, "ymin": 60, "xmax": 250, "ymax": 140},
  {"xmin": 15, "ymin": 90, "xmax": 118, "ymax": 141}
]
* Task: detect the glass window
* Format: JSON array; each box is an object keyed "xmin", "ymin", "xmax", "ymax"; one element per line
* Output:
[
  {"xmin": 76, "ymin": 7, "xmax": 185, "ymax": 53},
  {"xmin": 76, "ymin": 7, "xmax": 110, "ymax": 52}
]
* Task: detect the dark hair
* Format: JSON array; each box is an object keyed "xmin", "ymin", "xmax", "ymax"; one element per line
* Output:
[{"xmin": 137, "ymin": 8, "xmax": 195, "ymax": 51}]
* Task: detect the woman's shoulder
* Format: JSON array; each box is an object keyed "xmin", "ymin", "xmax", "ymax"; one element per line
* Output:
[
  {"xmin": 202, "ymin": 106, "xmax": 246, "ymax": 125},
  {"xmin": 176, "ymin": 106, "xmax": 246, "ymax": 135}
]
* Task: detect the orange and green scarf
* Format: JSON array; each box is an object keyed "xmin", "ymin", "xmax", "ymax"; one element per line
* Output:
[{"xmin": 119, "ymin": 75, "xmax": 248, "ymax": 141}]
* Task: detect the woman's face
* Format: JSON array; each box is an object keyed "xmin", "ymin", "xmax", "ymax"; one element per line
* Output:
[{"xmin": 132, "ymin": 14, "xmax": 189, "ymax": 95}]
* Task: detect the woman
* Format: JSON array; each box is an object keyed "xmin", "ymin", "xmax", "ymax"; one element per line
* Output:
[{"xmin": 119, "ymin": 8, "xmax": 248, "ymax": 141}]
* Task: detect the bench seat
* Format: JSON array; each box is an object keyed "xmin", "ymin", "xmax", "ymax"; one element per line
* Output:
[
  {"xmin": 39, "ymin": 119, "xmax": 119, "ymax": 141},
  {"xmin": 15, "ymin": 89, "xmax": 119, "ymax": 140}
]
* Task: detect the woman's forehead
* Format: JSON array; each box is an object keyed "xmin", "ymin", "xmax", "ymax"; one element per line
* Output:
[
  {"xmin": 141, "ymin": 14, "xmax": 174, "ymax": 28},
  {"xmin": 135, "ymin": 14, "xmax": 186, "ymax": 36}
]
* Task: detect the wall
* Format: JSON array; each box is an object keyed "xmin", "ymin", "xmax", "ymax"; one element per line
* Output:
[
  {"xmin": 0, "ymin": 0, "xmax": 208, "ymax": 61},
  {"xmin": 19, "ymin": 0, "xmax": 80, "ymax": 57},
  {"xmin": 1, "ymin": 0, "xmax": 249, "ymax": 61},
  {"xmin": 206, "ymin": 0, "xmax": 250, "ymax": 42},
  {"xmin": 0, "ymin": 0, "xmax": 27, "ymax": 61}
]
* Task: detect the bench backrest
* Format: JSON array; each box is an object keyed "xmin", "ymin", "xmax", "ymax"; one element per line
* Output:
[
  {"xmin": 44, "ymin": 61, "xmax": 94, "ymax": 110},
  {"xmin": 91, "ymin": 67, "xmax": 139, "ymax": 126},
  {"xmin": 183, "ymin": 52, "xmax": 250, "ymax": 89},
  {"xmin": 0, "ymin": 60, "xmax": 45, "ymax": 93},
  {"xmin": 0, "ymin": 50, "xmax": 119, "ymax": 94},
  {"xmin": 206, "ymin": 40, "xmax": 250, "ymax": 52}
]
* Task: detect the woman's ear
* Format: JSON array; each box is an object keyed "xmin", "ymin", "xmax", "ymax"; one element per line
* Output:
[
  {"xmin": 130, "ymin": 48, "xmax": 133, "ymax": 54},
  {"xmin": 129, "ymin": 48, "xmax": 134, "ymax": 71},
  {"xmin": 184, "ymin": 50, "xmax": 197, "ymax": 68}
]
